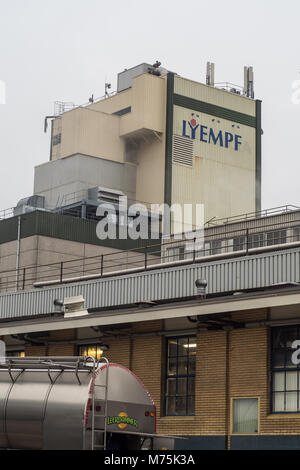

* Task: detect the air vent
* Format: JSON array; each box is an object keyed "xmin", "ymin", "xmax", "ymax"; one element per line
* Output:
[
  {"xmin": 88, "ymin": 186, "xmax": 125, "ymax": 205},
  {"xmin": 172, "ymin": 136, "xmax": 194, "ymax": 167}
]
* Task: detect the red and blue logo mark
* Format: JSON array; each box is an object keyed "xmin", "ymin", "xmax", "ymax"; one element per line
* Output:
[{"xmin": 182, "ymin": 113, "xmax": 242, "ymax": 151}]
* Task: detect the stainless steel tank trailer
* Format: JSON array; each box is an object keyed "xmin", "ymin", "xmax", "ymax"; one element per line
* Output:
[{"xmin": 0, "ymin": 356, "xmax": 174, "ymax": 450}]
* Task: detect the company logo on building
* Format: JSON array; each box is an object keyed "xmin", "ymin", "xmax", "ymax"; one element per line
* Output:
[
  {"xmin": 182, "ymin": 113, "xmax": 242, "ymax": 151},
  {"xmin": 107, "ymin": 412, "xmax": 138, "ymax": 429}
]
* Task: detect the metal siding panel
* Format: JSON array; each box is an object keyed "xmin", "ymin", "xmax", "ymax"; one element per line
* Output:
[{"xmin": 2, "ymin": 247, "xmax": 300, "ymax": 320}]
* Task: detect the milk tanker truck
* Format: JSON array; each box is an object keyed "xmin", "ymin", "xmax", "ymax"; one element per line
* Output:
[{"xmin": 0, "ymin": 356, "xmax": 175, "ymax": 450}]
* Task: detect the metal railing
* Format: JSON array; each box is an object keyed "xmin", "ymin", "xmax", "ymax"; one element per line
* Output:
[
  {"xmin": 205, "ymin": 205, "xmax": 300, "ymax": 226},
  {"xmin": 0, "ymin": 207, "xmax": 14, "ymax": 220},
  {"xmin": 214, "ymin": 82, "xmax": 244, "ymax": 95},
  {"xmin": 1, "ymin": 215, "xmax": 300, "ymax": 293},
  {"xmin": 53, "ymin": 91, "xmax": 117, "ymax": 116}
]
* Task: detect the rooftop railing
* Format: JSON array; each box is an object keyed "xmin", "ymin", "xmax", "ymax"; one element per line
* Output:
[{"xmin": 1, "ymin": 213, "xmax": 300, "ymax": 293}]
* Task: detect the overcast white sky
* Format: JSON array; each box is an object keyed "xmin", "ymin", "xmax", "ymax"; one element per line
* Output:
[{"xmin": 0, "ymin": 0, "xmax": 299, "ymax": 211}]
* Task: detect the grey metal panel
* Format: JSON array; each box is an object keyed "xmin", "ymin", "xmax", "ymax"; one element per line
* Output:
[
  {"xmin": 43, "ymin": 371, "xmax": 91, "ymax": 450},
  {"xmin": 1, "ymin": 247, "xmax": 300, "ymax": 320},
  {"xmin": 0, "ymin": 371, "xmax": 13, "ymax": 448},
  {"xmin": 6, "ymin": 371, "xmax": 52, "ymax": 449},
  {"xmin": 117, "ymin": 64, "xmax": 152, "ymax": 92}
]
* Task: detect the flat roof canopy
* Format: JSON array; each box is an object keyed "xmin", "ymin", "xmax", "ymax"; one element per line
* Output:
[{"xmin": 1, "ymin": 287, "xmax": 300, "ymax": 336}]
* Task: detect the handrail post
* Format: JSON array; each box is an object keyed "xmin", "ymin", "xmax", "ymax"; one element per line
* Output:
[
  {"xmin": 193, "ymin": 237, "xmax": 196, "ymax": 263},
  {"xmin": 100, "ymin": 255, "xmax": 104, "ymax": 276},
  {"xmin": 246, "ymin": 228, "xmax": 249, "ymax": 255},
  {"xmin": 22, "ymin": 268, "xmax": 26, "ymax": 290},
  {"xmin": 145, "ymin": 246, "xmax": 148, "ymax": 270},
  {"xmin": 60, "ymin": 262, "xmax": 63, "ymax": 283}
]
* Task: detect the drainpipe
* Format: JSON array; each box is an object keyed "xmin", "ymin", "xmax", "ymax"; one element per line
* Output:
[
  {"xmin": 225, "ymin": 330, "xmax": 231, "ymax": 451},
  {"xmin": 15, "ymin": 216, "xmax": 21, "ymax": 290}
]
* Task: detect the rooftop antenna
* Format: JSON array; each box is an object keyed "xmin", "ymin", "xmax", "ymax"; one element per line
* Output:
[
  {"xmin": 105, "ymin": 82, "xmax": 111, "ymax": 98},
  {"xmin": 206, "ymin": 62, "xmax": 215, "ymax": 86},
  {"xmin": 243, "ymin": 66, "xmax": 254, "ymax": 98},
  {"xmin": 89, "ymin": 94, "xmax": 94, "ymax": 104}
]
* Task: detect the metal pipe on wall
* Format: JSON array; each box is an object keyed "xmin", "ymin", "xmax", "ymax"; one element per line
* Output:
[{"xmin": 15, "ymin": 216, "xmax": 21, "ymax": 290}]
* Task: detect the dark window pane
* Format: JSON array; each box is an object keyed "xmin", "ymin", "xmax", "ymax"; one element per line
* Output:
[
  {"xmin": 273, "ymin": 350, "xmax": 285, "ymax": 369},
  {"xmin": 166, "ymin": 396, "xmax": 176, "ymax": 415},
  {"xmin": 178, "ymin": 356, "xmax": 188, "ymax": 375},
  {"xmin": 177, "ymin": 378, "xmax": 187, "ymax": 395},
  {"xmin": 178, "ymin": 337, "xmax": 188, "ymax": 356},
  {"xmin": 272, "ymin": 329, "xmax": 286, "ymax": 349},
  {"xmin": 284, "ymin": 327, "xmax": 298, "ymax": 348},
  {"xmin": 175, "ymin": 396, "xmax": 186, "ymax": 415},
  {"xmin": 167, "ymin": 378, "xmax": 176, "ymax": 396},
  {"xmin": 168, "ymin": 356, "xmax": 177, "ymax": 376},
  {"xmin": 188, "ymin": 377, "xmax": 195, "ymax": 395},
  {"xmin": 168, "ymin": 339, "xmax": 177, "ymax": 357},
  {"xmin": 189, "ymin": 354, "xmax": 196, "ymax": 375},
  {"xmin": 187, "ymin": 395, "xmax": 195, "ymax": 415}
]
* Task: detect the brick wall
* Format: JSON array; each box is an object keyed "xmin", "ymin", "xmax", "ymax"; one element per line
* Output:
[
  {"xmin": 25, "ymin": 329, "xmax": 76, "ymax": 357},
  {"xmin": 22, "ymin": 310, "xmax": 300, "ymax": 440}
]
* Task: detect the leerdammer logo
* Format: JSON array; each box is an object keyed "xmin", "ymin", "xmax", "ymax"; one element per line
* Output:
[
  {"xmin": 0, "ymin": 80, "xmax": 6, "ymax": 104},
  {"xmin": 182, "ymin": 112, "xmax": 242, "ymax": 151}
]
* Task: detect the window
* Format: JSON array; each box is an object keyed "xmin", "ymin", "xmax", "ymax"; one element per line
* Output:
[
  {"xmin": 233, "ymin": 236, "xmax": 245, "ymax": 252},
  {"xmin": 166, "ymin": 246, "xmax": 185, "ymax": 262},
  {"xmin": 248, "ymin": 233, "xmax": 264, "ymax": 249},
  {"xmin": 271, "ymin": 326, "xmax": 300, "ymax": 412},
  {"xmin": 211, "ymin": 239, "xmax": 222, "ymax": 255},
  {"xmin": 232, "ymin": 398, "xmax": 258, "ymax": 433},
  {"xmin": 165, "ymin": 336, "xmax": 196, "ymax": 416},
  {"xmin": 6, "ymin": 351, "xmax": 25, "ymax": 357},
  {"xmin": 293, "ymin": 227, "xmax": 300, "ymax": 242},
  {"xmin": 266, "ymin": 230, "xmax": 286, "ymax": 246},
  {"xmin": 78, "ymin": 344, "xmax": 104, "ymax": 360}
]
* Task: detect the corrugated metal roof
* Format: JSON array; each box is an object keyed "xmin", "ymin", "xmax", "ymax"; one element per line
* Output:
[{"xmin": 1, "ymin": 246, "xmax": 300, "ymax": 321}]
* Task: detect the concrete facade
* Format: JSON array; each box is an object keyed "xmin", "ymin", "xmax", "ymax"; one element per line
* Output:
[
  {"xmin": 34, "ymin": 64, "xmax": 261, "ymax": 222},
  {"xmin": 34, "ymin": 153, "xmax": 137, "ymax": 209}
]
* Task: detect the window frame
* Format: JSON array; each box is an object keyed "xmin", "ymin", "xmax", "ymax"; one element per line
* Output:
[
  {"xmin": 231, "ymin": 397, "xmax": 260, "ymax": 435},
  {"xmin": 270, "ymin": 325, "xmax": 300, "ymax": 414},
  {"xmin": 164, "ymin": 335, "xmax": 196, "ymax": 417},
  {"xmin": 166, "ymin": 246, "xmax": 185, "ymax": 263}
]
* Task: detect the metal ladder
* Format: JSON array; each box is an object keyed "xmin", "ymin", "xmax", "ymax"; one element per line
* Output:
[{"xmin": 90, "ymin": 356, "xmax": 110, "ymax": 450}]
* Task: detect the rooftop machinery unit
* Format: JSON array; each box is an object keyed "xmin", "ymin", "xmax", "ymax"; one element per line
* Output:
[{"xmin": 0, "ymin": 357, "xmax": 173, "ymax": 450}]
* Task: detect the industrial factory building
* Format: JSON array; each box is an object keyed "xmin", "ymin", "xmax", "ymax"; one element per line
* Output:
[
  {"xmin": 32, "ymin": 61, "xmax": 261, "ymax": 225},
  {"xmin": 3, "ymin": 61, "xmax": 300, "ymax": 450},
  {"xmin": 2, "ymin": 206, "xmax": 300, "ymax": 449}
]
